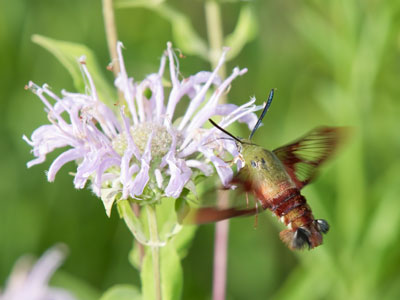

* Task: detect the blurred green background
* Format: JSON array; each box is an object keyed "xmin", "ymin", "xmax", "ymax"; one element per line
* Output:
[{"xmin": 1, "ymin": 0, "xmax": 400, "ymax": 299}]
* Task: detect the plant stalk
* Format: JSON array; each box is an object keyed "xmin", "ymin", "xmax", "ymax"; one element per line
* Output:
[
  {"xmin": 102, "ymin": 0, "xmax": 121, "ymax": 77},
  {"xmin": 205, "ymin": 0, "xmax": 226, "ymax": 78},
  {"xmin": 205, "ymin": 2, "xmax": 229, "ymax": 300},
  {"xmin": 146, "ymin": 204, "xmax": 162, "ymax": 300}
]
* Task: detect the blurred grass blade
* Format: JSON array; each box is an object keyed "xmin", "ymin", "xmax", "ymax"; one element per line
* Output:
[
  {"xmin": 32, "ymin": 35, "xmax": 116, "ymax": 106},
  {"xmin": 116, "ymin": 0, "xmax": 165, "ymax": 7},
  {"xmin": 360, "ymin": 162, "xmax": 400, "ymax": 282},
  {"xmin": 116, "ymin": 1, "xmax": 208, "ymax": 60},
  {"xmin": 224, "ymin": 5, "xmax": 257, "ymax": 61},
  {"xmin": 294, "ymin": 8, "xmax": 353, "ymax": 69},
  {"xmin": 100, "ymin": 284, "xmax": 142, "ymax": 300},
  {"xmin": 273, "ymin": 262, "xmax": 342, "ymax": 300}
]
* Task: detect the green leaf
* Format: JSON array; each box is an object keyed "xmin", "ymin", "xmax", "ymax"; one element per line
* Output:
[
  {"xmin": 129, "ymin": 240, "xmax": 142, "ymax": 271},
  {"xmin": 141, "ymin": 244, "xmax": 183, "ymax": 300},
  {"xmin": 171, "ymin": 225, "xmax": 197, "ymax": 259},
  {"xmin": 51, "ymin": 270, "xmax": 101, "ymax": 300},
  {"xmin": 32, "ymin": 35, "xmax": 116, "ymax": 106},
  {"xmin": 224, "ymin": 5, "xmax": 257, "ymax": 61},
  {"xmin": 116, "ymin": 1, "xmax": 208, "ymax": 59},
  {"xmin": 100, "ymin": 284, "xmax": 142, "ymax": 300},
  {"xmin": 167, "ymin": 10, "xmax": 208, "ymax": 60},
  {"xmin": 117, "ymin": 200, "xmax": 149, "ymax": 245},
  {"xmin": 116, "ymin": 0, "xmax": 166, "ymax": 7}
]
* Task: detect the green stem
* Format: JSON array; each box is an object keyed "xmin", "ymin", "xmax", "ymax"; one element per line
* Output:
[
  {"xmin": 102, "ymin": 0, "xmax": 121, "ymax": 77},
  {"xmin": 146, "ymin": 204, "xmax": 162, "ymax": 300},
  {"xmin": 205, "ymin": 0, "xmax": 226, "ymax": 78}
]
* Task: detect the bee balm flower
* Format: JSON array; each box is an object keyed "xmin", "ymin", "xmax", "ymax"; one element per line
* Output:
[{"xmin": 24, "ymin": 42, "xmax": 260, "ymax": 216}]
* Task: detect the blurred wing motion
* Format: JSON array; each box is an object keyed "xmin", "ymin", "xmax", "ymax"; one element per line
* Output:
[
  {"xmin": 181, "ymin": 205, "xmax": 258, "ymax": 225},
  {"xmin": 273, "ymin": 127, "xmax": 347, "ymax": 189},
  {"xmin": 177, "ymin": 177, "xmax": 260, "ymax": 225}
]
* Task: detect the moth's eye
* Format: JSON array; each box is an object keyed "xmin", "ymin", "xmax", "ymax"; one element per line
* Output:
[
  {"xmin": 292, "ymin": 228, "xmax": 311, "ymax": 249},
  {"xmin": 315, "ymin": 219, "xmax": 329, "ymax": 234},
  {"xmin": 251, "ymin": 160, "xmax": 257, "ymax": 168}
]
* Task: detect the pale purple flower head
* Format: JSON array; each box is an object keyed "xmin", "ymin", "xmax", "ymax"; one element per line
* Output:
[
  {"xmin": 0, "ymin": 245, "xmax": 76, "ymax": 300},
  {"xmin": 24, "ymin": 42, "xmax": 260, "ymax": 216}
]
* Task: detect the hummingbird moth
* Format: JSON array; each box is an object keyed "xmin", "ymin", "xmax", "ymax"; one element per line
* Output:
[{"xmin": 180, "ymin": 89, "xmax": 346, "ymax": 250}]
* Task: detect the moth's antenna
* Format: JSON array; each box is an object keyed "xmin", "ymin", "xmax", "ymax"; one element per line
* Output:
[
  {"xmin": 209, "ymin": 119, "xmax": 242, "ymax": 143},
  {"xmin": 249, "ymin": 89, "xmax": 275, "ymax": 140},
  {"xmin": 202, "ymin": 137, "xmax": 234, "ymax": 147}
]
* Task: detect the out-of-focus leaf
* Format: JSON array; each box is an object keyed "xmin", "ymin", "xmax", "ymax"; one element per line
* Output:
[
  {"xmin": 32, "ymin": 35, "xmax": 116, "ymax": 106},
  {"xmin": 160, "ymin": 244, "xmax": 183, "ymax": 300},
  {"xmin": 129, "ymin": 241, "xmax": 141, "ymax": 271},
  {"xmin": 51, "ymin": 270, "xmax": 101, "ymax": 300},
  {"xmin": 156, "ymin": 197, "xmax": 180, "ymax": 241},
  {"xmin": 171, "ymin": 225, "xmax": 197, "ymax": 259},
  {"xmin": 314, "ymin": 82, "xmax": 357, "ymax": 121},
  {"xmin": 166, "ymin": 8, "xmax": 208, "ymax": 60},
  {"xmin": 100, "ymin": 284, "xmax": 142, "ymax": 300},
  {"xmin": 358, "ymin": 162, "xmax": 400, "ymax": 288},
  {"xmin": 224, "ymin": 5, "xmax": 257, "ymax": 61},
  {"xmin": 141, "ymin": 244, "xmax": 182, "ymax": 300},
  {"xmin": 116, "ymin": 1, "xmax": 208, "ymax": 59},
  {"xmin": 116, "ymin": 0, "xmax": 165, "ymax": 7},
  {"xmin": 273, "ymin": 261, "xmax": 346, "ymax": 300},
  {"xmin": 363, "ymin": 162, "xmax": 400, "ymax": 250},
  {"xmin": 157, "ymin": 195, "xmax": 198, "ymax": 259},
  {"xmin": 294, "ymin": 8, "xmax": 353, "ymax": 69}
]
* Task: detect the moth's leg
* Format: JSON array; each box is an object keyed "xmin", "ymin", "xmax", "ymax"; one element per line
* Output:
[
  {"xmin": 253, "ymin": 200, "xmax": 259, "ymax": 228},
  {"xmin": 216, "ymin": 153, "xmax": 245, "ymax": 166}
]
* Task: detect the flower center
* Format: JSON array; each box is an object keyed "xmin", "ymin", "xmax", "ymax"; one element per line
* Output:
[{"xmin": 112, "ymin": 122, "xmax": 177, "ymax": 158}]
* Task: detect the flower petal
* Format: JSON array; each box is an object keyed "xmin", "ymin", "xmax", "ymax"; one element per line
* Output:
[
  {"xmin": 185, "ymin": 159, "xmax": 213, "ymax": 176},
  {"xmin": 130, "ymin": 132, "xmax": 153, "ymax": 196},
  {"xmin": 92, "ymin": 157, "xmax": 121, "ymax": 196},
  {"xmin": 165, "ymin": 157, "xmax": 192, "ymax": 198},
  {"xmin": 115, "ymin": 42, "xmax": 139, "ymax": 124},
  {"xmin": 47, "ymin": 149, "xmax": 82, "ymax": 182},
  {"xmin": 199, "ymin": 147, "xmax": 233, "ymax": 186},
  {"xmin": 0, "ymin": 245, "xmax": 76, "ymax": 300}
]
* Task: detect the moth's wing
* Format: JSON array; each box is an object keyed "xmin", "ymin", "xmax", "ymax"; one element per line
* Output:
[
  {"xmin": 181, "ymin": 205, "xmax": 259, "ymax": 224},
  {"xmin": 273, "ymin": 127, "xmax": 347, "ymax": 189},
  {"xmin": 178, "ymin": 172, "xmax": 261, "ymax": 225}
]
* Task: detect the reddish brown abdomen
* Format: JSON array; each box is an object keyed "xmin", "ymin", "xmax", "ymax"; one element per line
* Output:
[
  {"xmin": 266, "ymin": 188, "xmax": 323, "ymax": 248},
  {"xmin": 270, "ymin": 188, "xmax": 315, "ymax": 228}
]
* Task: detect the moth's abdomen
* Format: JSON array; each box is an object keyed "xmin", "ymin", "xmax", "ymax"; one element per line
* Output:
[{"xmin": 269, "ymin": 189, "xmax": 327, "ymax": 249}]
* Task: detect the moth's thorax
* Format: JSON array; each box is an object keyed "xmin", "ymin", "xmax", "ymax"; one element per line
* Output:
[{"xmin": 239, "ymin": 142, "xmax": 296, "ymax": 200}]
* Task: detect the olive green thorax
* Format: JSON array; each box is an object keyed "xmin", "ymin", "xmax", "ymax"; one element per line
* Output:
[{"xmin": 236, "ymin": 139, "xmax": 294, "ymax": 197}]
